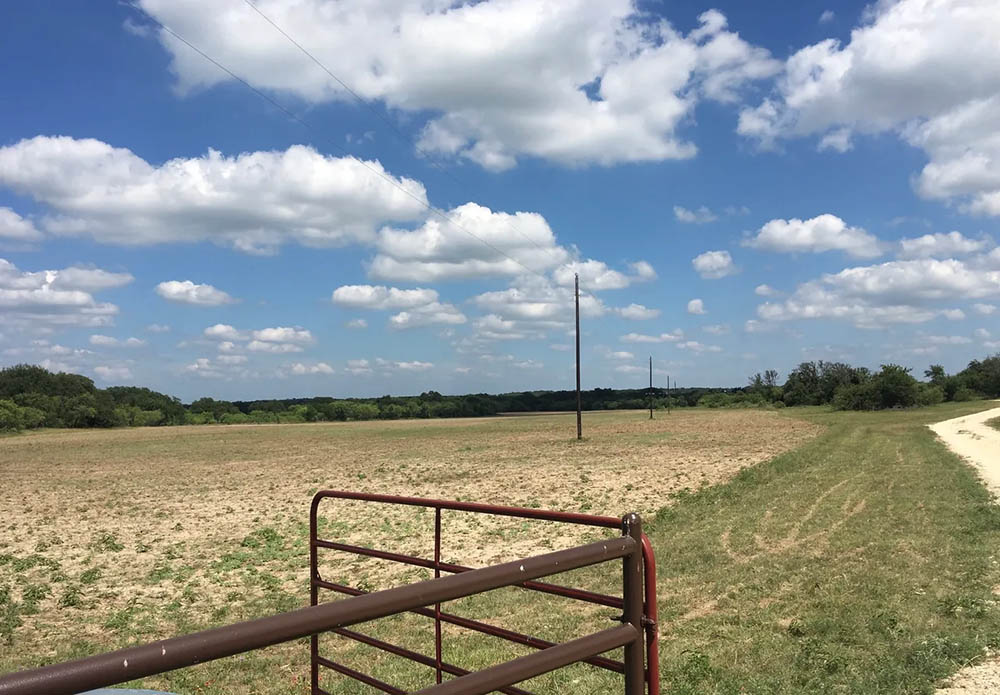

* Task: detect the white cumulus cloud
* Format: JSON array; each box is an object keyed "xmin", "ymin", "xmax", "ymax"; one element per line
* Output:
[
  {"xmin": 0, "ymin": 136, "xmax": 427, "ymax": 254},
  {"xmin": 345, "ymin": 358, "xmax": 373, "ymax": 375},
  {"xmin": 251, "ymin": 327, "xmax": 314, "ymax": 344},
  {"xmin": 687, "ymin": 298, "xmax": 706, "ymax": 315},
  {"xmin": 134, "ymin": 2, "xmax": 778, "ymax": 170},
  {"xmin": 0, "ymin": 258, "xmax": 130, "ymax": 330},
  {"xmin": 621, "ymin": 330, "xmax": 684, "ymax": 344},
  {"xmin": 332, "ymin": 284, "xmax": 464, "ymax": 329},
  {"xmin": 616, "ymin": 303, "xmax": 660, "ymax": 320},
  {"xmin": 371, "ymin": 203, "xmax": 568, "ymax": 282},
  {"xmin": 94, "ymin": 365, "xmax": 133, "ymax": 381},
  {"xmin": 375, "ymin": 358, "xmax": 433, "ymax": 371},
  {"xmin": 677, "ymin": 340, "xmax": 722, "ymax": 353},
  {"xmin": 204, "ymin": 324, "xmax": 246, "ymax": 341},
  {"xmin": 692, "ymin": 250, "xmax": 737, "ymax": 279},
  {"xmin": 0, "ymin": 207, "xmax": 42, "ymax": 241},
  {"xmin": 332, "ymin": 285, "xmax": 438, "ymax": 310},
  {"xmin": 897, "ymin": 231, "xmax": 991, "ymax": 259},
  {"xmin": 289, "ymin": 362, "xmax": 334, "ymax": 375},
  {"xmin": 89, "ymin": 335, "xmax": 145, "ymax": 348},
  {"xmin": 388, "ymin": 303, "xmax": 467, "ymax": 329},
  {"xmin": 925, "ymin": 335, "xmax": 972, "ymax": 345},
  {"xmin": 673, "ymin": 205, "xmax": 718, "ymax": 224},
  {"xmin": 744, "ymin": 214, "xmax": 882, "ymax": 258},
  {"xmin": 738, "ymin": 0, "xmax": 1000, "ymax": 216},
  {"xmin": 156, "ymin": 280, "xmax": 237, "ymax": 306},
  {"xmin": 553, "ymin": 260, "xmax": 630, "ymax": 291},
  {"xmin": 247, "ymin": 340, "xmax": 304, "ymax": 353},
  {"xmin": 630, "ymin": 261, "xmax": 657, "ymax": 281},
  {"xmin": 756, "ymin": 257, "xmax": 1000, "ymax": 329}
]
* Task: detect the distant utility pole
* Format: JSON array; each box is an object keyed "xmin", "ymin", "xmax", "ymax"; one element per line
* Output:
[
  {"xmin": 649, "ymin": 356, "xmax": 653, "ymax": 420},
  {"xmin": 666, "ymin": 375, "xmax": 671, "ymax": 414},
  {"xmin": 575, "ymin": 273, "xmax": 582, "ymax": 440}
]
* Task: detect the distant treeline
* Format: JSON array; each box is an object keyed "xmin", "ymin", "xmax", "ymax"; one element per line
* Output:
[
  {"xmin": 0, "ymin": 355, "xmax": 997, "ymax": 431},
  {"xmin": 0, "ymin": 363, "xmax": 726, "ymax": 431},
  {"xmin": 701, "ymin": 356, "xmax": 1000, "ymax": 411}
]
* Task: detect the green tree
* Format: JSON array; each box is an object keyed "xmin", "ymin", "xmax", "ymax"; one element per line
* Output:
[
  {"xmin": 924, "ymin": 364, "xmax": 946, "ymax": 385},
  {"xmin": 0, "ymin": 400, "xmax": 23, "ymax": 431},
  {"xmin": 958, "ymin": 355, "xmax": 1000, "ymax": 398},
  {"xmin": 189, "ymin": 397, "xmax": 239, "ymax": 422},
  {"xmin": 872, "ymin": 364, "xmax": 919, "ymax": 409}
]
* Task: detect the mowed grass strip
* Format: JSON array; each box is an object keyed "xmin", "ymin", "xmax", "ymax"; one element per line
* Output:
[{"xmin": 649, "ymin": 402, "xmax": 1000, "ymax": 694}]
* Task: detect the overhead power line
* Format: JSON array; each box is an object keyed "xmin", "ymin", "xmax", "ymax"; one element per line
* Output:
[
  {"xmin": 239, "ymin": 0, "xmax": 563, "ymax": 261},
  {"xmin": 131, "ymin": 5, "xmax": 586, "ymax": 296}
]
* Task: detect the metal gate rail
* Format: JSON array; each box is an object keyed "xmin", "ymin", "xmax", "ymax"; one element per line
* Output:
[
  {"xmin": 0, "ymin": 534, "xmax": 641, "ymax": 695},
  {"xmin": 310, "ymin": 491, "xmax": 659, "ymax": 695},
  {"xmin": 0, "ymin": 494, "xmax": 659, "ymax": 695}
]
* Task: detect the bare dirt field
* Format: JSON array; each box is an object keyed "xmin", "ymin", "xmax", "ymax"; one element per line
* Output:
[{"xmin": 0, "ymin": 409, "xmax": 820, "ymax": 691}]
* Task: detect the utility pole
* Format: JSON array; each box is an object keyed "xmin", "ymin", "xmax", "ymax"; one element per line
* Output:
[
  {"xmin": 649, "ymin": 356, "xmax": 653, "ymax": 420},
  {"xmin": 575, "ymin": 273, "xmax": 582, "ymax": 440},
  {"xmin": 667, "ymin": 375, "xmax": 671, "ymax": 414}
]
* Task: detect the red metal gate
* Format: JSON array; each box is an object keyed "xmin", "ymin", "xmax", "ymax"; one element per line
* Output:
[
  {"xmin": 309, "ymin": 491, "xmax": 659, "ymax": 695},
  {"xmin": 0, "ymin": 492, "xmax": 659, "ymax": 695}
]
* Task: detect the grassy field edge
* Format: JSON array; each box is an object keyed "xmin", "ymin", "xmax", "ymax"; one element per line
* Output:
[{"xmin": 644, "ymin": 401, "xmax": 1000, "ymax": 694}]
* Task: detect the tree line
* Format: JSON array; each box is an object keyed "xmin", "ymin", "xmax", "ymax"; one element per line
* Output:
[
  {"xmin": 701, "ymin": 355, "xmax": 1000, "ymax": 410},
  {"xmin": 0, "ymin": 363, "xmax": 726, "ymax": 431},
  {"xmin": 0, "ymin": 355, "xmax": 997, "ymax": 431}
]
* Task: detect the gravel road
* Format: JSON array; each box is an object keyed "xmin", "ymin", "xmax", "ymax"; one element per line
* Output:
[{"xmin": 931, "ymin": 404, "xmax": 1000, "ymax": 694}]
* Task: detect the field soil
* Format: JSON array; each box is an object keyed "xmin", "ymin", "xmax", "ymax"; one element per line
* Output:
[
  {"xmin": 930, "ymin": 404, "xmax": 1000, "ymax": 695},
  {"xmin": 0, "ymin": 409, "xmax": 819, "ymax": 693},
  {"xmin": 6, "ymin": 403, "xmax": 1000, "ymax": 694}
]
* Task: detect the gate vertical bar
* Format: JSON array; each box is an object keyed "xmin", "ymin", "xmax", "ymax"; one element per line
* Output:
[
  {"xmin": 309, "ymin": 499, "xmax": 320, "ymax": 695},
  {"xmin": 434, "ymin": 507, "xmax": 443, "ymax": 684},
  {"xmin": 622, "ymin": 513, "xmax": 645, "ymax": 695},
  {"xmin": 641, "ymin": 534, "xmax": 660, "ymax": 695}
]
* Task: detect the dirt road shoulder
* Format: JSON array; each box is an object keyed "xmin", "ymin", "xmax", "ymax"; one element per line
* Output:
[
  {"xmin": 931, "ymin": 403, "xmax": 1000, "ymax": 694},
  {"xmin": 929, "ymin": 403, "xmax": 1000, "ymax": 496}
]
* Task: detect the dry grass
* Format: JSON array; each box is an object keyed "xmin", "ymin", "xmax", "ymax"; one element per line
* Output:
[{"xmin": 0, "ymin": 409, "xmax": 819, "ymax": 692}]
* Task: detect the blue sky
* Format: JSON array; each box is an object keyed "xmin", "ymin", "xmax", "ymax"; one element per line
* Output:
[{"xmin": 1, "ymin": 0, "xmax": 998, "ymax": 401}]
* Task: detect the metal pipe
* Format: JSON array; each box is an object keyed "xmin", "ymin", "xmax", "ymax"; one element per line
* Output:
[
  {"xmin": 312, "ymin": 490, "xmax": 621, "ymax": 528},
  {"xmin": 315, "ymin": 656, "xmax": 406, "ymax": 695},
  {"xmin": 641, "ymin": 532, "xmax": 660, "ymax": 695},
  {"xmin": 622, "ymin": 514, "xmax": 645, "ymax": 695},
  {"xmin": 308, "ymin": 491, "xmax": 657, "ymax": 692},
  {"xmin": 327, "ymin": 628, "xmax": 533, "ymax": 695},
  {"xmin": 310, "ymin": 491, "xmax": 321, "ymax": 695},
  {"xmin": 412, "ymin": 625, "xmax": 638, "ymax": 695},
  {"xmin": 314, "ymin": 580, "xmax": 625, "ymax": 673},
  {"xmin": 434, "ymin": 507, "xmax": 443, "ymax": 685},
  {"xmin": 0, "ymin": 537, "xmax": 636, "ymax": 695},
  {"xmin": 313, "ymin": 539, "xmax": 623, "ymax": 609}
]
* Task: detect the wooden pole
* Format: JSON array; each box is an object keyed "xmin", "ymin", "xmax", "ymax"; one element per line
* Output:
[
  {"xmin": 667, "ymin": 375, "xmax": 671, "ymax": 414},
  {"xmin": 575, "ymin": 273, "xmax": 582, "ymax": 440},
  {"xmin": 649, "ymin": 356, "xmax": 653, "ymax": 420}
]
